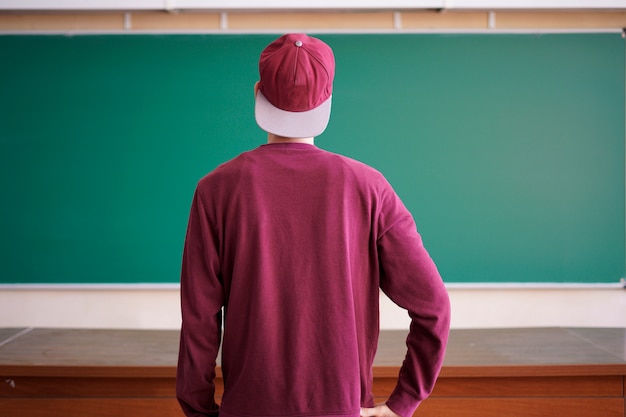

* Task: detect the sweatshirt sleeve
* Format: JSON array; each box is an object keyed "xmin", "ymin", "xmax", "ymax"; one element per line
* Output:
[
  {"xmin": 376, "ymin": 182, "xmax": 451, "ymax": 417},
  {"xmin": 176, "ymin": 188, "xmax": 224, "ymax": 417}
]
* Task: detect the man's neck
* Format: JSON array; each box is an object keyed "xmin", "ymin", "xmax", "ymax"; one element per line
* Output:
[{"xmin": 267, "ymin": 133, "xmax": 314, "ymax": 145}]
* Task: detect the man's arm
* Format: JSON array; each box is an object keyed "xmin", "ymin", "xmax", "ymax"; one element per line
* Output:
[
  {"xmin": 176, "ymin": 189, "xmax": 224, "ymax": 417},
  {"xmin": 376, "ymin": 186, "xmax": 451, "ymax": 417}
]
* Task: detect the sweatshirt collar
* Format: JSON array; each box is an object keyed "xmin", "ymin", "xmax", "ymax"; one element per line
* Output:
[{"xmin": 260, "ymin": 142, "xmax": 317, "ymax": 150}]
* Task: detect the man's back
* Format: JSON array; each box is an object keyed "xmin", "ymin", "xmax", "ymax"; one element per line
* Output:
[
  {"xmin": 177, "ymin": 33, "xmax": 450, "ymax": 417},
  {"xmin": 177, "ymin": 142, "xmax": 449, "ymax": 417}
]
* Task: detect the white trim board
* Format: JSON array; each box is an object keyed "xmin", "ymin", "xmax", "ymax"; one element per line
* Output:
[
  {"xmin": 1, "ymin": 286, "xmax": 624, "ymax": 329},
  {"xmin": 0, "ymin": 29, "xmax": 623, "ymax": 36},
  {"xmin": 0, "ymin": 0, "xmax": 625, "ymax": 11},
  {"xmin": 0, "ymin": 282, "xmax": 623, "ymax": 290}
]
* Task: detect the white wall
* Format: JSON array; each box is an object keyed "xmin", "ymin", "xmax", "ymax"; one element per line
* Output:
[{"xmin": 1, "ymin": 286, "xmax": 624, "ymax": 330}]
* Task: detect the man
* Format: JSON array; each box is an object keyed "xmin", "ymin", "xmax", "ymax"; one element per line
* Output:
[{"xmin": 176, "ymin": 33, "xmax": 451, "ymax": 417}]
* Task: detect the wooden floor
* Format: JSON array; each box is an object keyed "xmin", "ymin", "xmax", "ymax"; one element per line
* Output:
[{"xmin": 1, "ymin": 327, "xmax": 625, "ymax": 417}]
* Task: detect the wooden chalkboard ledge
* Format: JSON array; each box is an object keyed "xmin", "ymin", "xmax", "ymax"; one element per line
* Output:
[{"xmin": 1, "ymin": 327, "xmax": 625, "ymax": 417}]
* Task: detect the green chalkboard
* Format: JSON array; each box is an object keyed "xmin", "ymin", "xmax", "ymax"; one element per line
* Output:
[{"xmin": 0, "ymin": 33, "xmax": 623, "ymax": 285}]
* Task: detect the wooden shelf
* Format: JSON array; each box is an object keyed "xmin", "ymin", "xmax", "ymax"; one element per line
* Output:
[{"xmin": 1, "ymin": 327, "xmax": 625, "ymax": 417}]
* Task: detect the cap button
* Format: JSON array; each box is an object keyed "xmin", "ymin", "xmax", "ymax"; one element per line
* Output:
[{"xmin": 295, "ymin": 40, "xmax": 303, "ymax": 47}]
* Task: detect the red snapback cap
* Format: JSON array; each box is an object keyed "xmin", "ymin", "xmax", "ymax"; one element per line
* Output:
[{"xmin": 255, "ymin": 33, "xmax": 335, "ymax": 138}]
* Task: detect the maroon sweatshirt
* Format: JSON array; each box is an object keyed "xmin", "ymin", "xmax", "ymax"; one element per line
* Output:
[{"xmin": 177, "ymin": 142, "xmax": 450, "ymax": 417}]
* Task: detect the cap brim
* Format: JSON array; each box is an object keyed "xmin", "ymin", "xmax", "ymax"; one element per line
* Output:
[{"xmin": 255, "ymin": 91, "xmax": 332, "ymax": 138}]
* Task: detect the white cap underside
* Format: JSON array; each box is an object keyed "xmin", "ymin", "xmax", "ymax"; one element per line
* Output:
[{"xmin": 255, "ymin": 91, "xmax": 332, "ymax": 138}]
